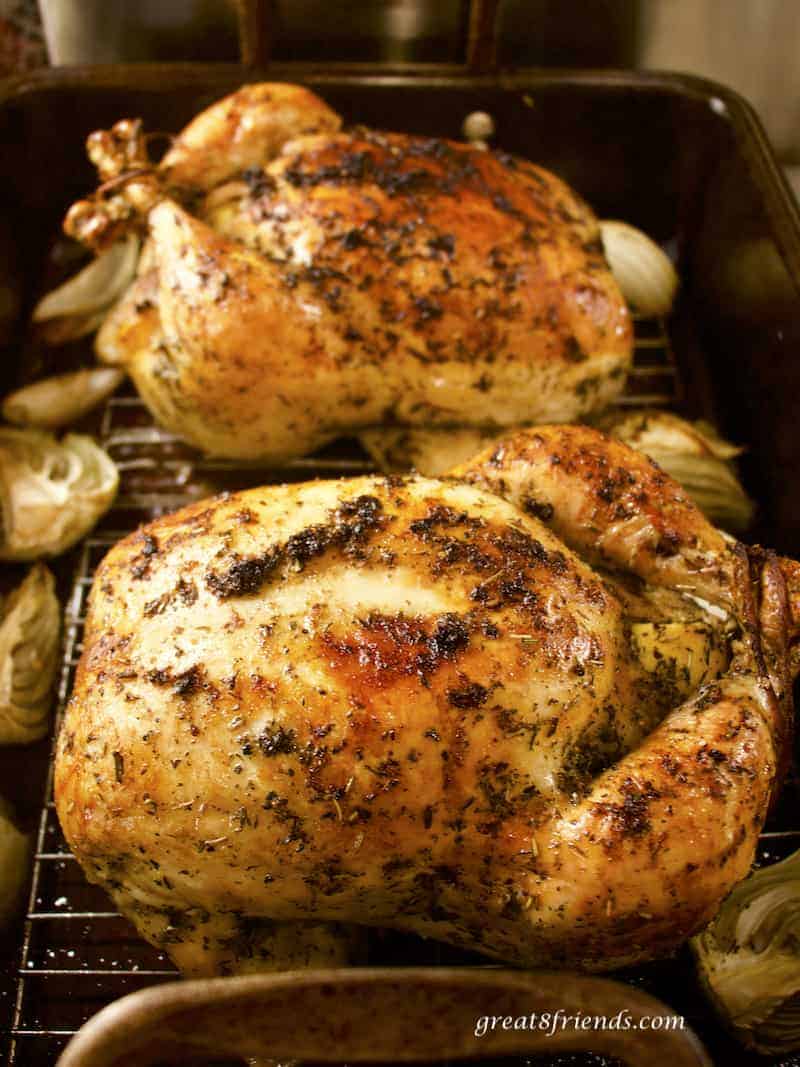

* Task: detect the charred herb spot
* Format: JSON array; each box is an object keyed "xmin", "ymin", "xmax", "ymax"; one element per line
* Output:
[
  {"xmin": 523, "ymin": 498, "xmax": 554, "ymax": 522},
  {"xmin": 427, "ymin": 233, "xmax": 455, "ymax": 255},
  {"xmin": 206, "ymin": 554, "xmax": 277, "ymax": 598},
  {"xmin": 258, "ymin": 724, "xmax": 297, "ymax": 757},
  {"xmin": 130, "ymin": 533, "xmax": 160, "ymax": 580},
  {"xmin": 655, "ymin": 531, "xmax": 682, "ymax": 556},
  {"xmin": 206, "ymin": 495, "xmax": 385, "ymax": 599},
  {"xmin": 262, "ymin": 791, "xmax": 307, "ymax": 848},
  {"xmin": 341, "ymin": 228, "xmax": 366, "ymax": 250},
  {"xmin": 564, "ymin": 336, "xmax": 588, "ymax": 363},
  {"xmin": 413, "ymin": 296, "xmax": 443, "ymax": 323},
  {"xmin": 146, "ymin": 664, "xmax": 205, "ymax": 698},
  {"xmin": 594, "ymin": 778, "xmax": 661, "ymax": 841},
  {"xmin": 428, "ymin": 614, "xmax": 469, "ymax": 659},
  {"xmin": 447, "ymin": 682, "xmax": 489, "ymax": 709},
  {"xmin": 242, "ymin": 166, "xmax": 276, "ymax": 197}
]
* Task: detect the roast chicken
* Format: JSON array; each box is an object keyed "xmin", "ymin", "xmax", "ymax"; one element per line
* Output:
[
  {"xmin": 62, "ymin": 83, "xmax": 632, "ymax": 460},
  {"xmin": 55, "ymin": 425, "xmax": 798, "ymax": 977}
]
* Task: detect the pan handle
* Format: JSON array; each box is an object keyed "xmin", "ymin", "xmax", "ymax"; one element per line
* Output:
[
  {"xmin": 466, "ymin": 0, "xmax": 501, "ymax": 72},
  {"xmin": 232, "ymin": 0, "xmax": 276, "ymax": 68},
  {"xmin": 57, "ymin": 966, "xmax": 712, "ymax": 1067}
]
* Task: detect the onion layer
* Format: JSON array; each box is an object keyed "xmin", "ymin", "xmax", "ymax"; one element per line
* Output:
[
  {"xmin": 692, "ymin": 847, "xmax": 800, "ymax": 1054},
  {"xmin": 600, "ymin": 220, "xmax": 679, "ymax": 316},
  {"xmin": 33, "ymin": 235, "xmax": 139, "ymax": 321},
  {"xmin": 0, "ymin": 563, "xmax": 60, "ymax": 745},
  {"xmin": 0, "ymin": 429, "xmax": 119, "ymax": 559},
  {"xmin": 3, "ymin": 367, "xmax": 125, "ymax": 430}
]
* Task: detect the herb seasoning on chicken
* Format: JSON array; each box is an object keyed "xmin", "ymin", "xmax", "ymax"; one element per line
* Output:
[
  {"xmin": 60, "ymin": 83, "xmax": 632, "ymax": 461},
  {"xmin": 55, "ymin": 425, "xmax": 798, "ymax": 977}
]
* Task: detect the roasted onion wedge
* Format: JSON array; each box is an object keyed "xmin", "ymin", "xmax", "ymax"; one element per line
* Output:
[
  {"xmin": 0, "ymin": 563, "xmax": 60, "ymax": 744},
  {"xmin": 600, "ymin": 220, "xmax": 679, "ymax": 316},
  {"xmin": 0, "ymin": 429, "xmax": 118, "ymax": 560},
  {"xmin": 32, "ymin": 236, "xmax": 139, "ymax": 328},
  {"xmin": 3, "ymin": 367, "xmax": 125, "ymax": 430},
  {"xmin": 692, "ymin": 848, "xmax": 800, "ymax": 1055}
]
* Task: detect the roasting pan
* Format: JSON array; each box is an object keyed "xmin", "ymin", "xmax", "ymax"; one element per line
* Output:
[{"xmin": 1, "ymin": 26, "xmax": 800, "ymax": 1067}]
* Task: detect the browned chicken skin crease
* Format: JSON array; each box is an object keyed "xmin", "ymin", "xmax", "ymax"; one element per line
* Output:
[
  {"xmin": 55, "ymin": 426, "xmax": 797, "ymax": 977},
  {"xmin": 64, "ymin": 83, "xmax": 632, "ymax": 460}
]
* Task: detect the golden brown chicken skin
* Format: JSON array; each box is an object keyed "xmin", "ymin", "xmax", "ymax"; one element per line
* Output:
[
  {"xmin": 65, "ymin": 84, "xmax": 632, "ymax": 460},
  {"xmin": 55, "ymin": 427, "xmax": 797, "ymax": 977}
]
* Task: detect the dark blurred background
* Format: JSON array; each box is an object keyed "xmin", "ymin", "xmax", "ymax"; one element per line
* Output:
[
  {"xmin": 2, "ymin": 2, "xmax": 799, "ymax": 189},
  {"xmin": 29, "ymin": 0, "xmax": 640, "ymax": 67},
  {"xmin": 0, "ymin": 3, "xmax": 799, "ymax": 1064}
]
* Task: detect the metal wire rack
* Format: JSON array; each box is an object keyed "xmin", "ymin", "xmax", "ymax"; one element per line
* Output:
[{"xmin": 5, "ymin": 317, "xmax": 796, "ymax": 1066}]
